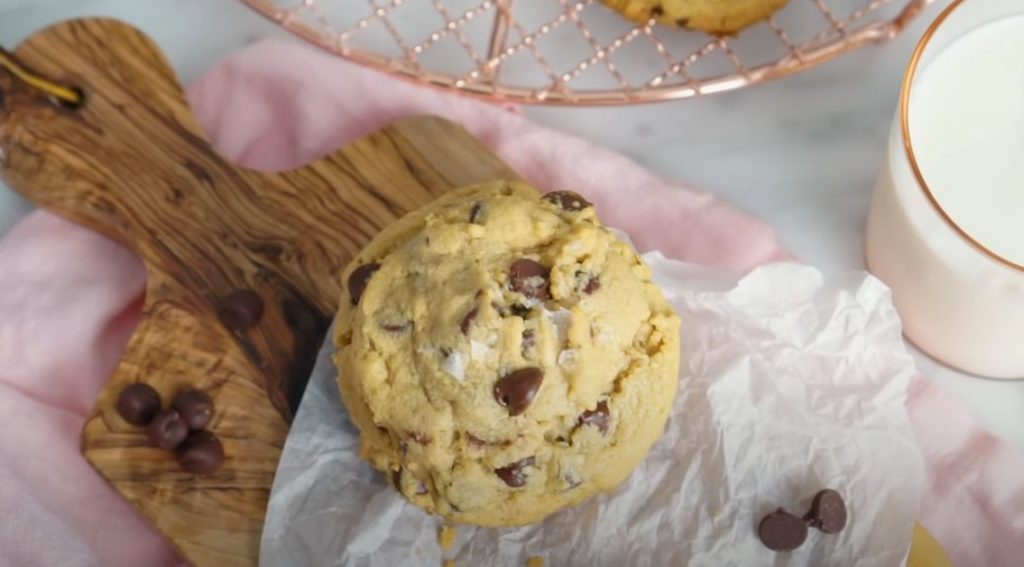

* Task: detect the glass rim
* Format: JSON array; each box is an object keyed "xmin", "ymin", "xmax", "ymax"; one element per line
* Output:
[{"xmin": 899, "ymin": 0, "xmax": 1024, "ymax": 273}]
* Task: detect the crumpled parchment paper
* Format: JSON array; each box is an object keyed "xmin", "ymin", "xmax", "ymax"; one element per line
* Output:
[{"xmin": 260, "ymin": 255, "xmax": 924, "ymax": 567}]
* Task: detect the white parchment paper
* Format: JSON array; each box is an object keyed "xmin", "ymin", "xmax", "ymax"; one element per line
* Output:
[{"xmin": 260, "ymin": 256, "xmax": 925, "ymax": 567}]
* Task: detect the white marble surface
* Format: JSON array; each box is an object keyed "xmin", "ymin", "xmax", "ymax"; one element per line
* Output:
[{"xmin": 2, "ymin": 0, "xmax": 1022, "ymax": 455}]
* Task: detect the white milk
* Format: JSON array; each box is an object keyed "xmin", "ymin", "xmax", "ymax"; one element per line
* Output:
[{"xmin": 867, "ymin": 15, "xmax": 1024, "ymax": 378}]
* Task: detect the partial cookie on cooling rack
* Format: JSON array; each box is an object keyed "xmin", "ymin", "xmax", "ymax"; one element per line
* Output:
[{"xmin": 602, "ymin": 0, "xmax": 790, "ymax": 35}]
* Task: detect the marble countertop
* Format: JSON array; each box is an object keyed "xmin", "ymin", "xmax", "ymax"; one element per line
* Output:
[{"xmin": 2, "ymin": 0, "xmax": 1021, "ymax": 454}]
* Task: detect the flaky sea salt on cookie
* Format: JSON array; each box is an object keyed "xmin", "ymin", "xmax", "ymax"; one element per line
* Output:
[{"xmin": 334, "ymin": 180, "xmax": 680, "ymax": 526}]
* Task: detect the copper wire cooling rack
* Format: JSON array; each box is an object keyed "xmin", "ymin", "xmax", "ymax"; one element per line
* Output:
[{"xmin": 240, "ymin": 0, "xmax": 934, "ymax": 105}]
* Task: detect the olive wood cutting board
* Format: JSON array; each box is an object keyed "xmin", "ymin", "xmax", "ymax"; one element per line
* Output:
[{"xmin": 0, "ymin": 18, "xmax": 517, "ymax": 566}]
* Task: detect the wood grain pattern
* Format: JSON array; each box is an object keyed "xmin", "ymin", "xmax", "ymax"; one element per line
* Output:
[{"xmin": 0, "ymin": 18, "xmax": 517, "ymax": 566}]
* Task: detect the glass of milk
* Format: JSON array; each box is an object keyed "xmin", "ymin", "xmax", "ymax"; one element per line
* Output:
[{"xmin": 866, "ymin": 0, "xmax": 1024, "ymax": 379}]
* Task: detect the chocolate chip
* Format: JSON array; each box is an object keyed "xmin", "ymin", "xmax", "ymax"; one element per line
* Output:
[
  {"xmin": 460, "ymin": 307, "xmax": 478, "ymax": 334},
  {"xmin": 583, "ymin": 274, "xmax": 600, "ymax": 294},
  {"xmin": 348, "ymin": 263, "xmax": 381, "ymax": 304},
  {"xmin": 521, "ymin": 329, "xmax": 536, "ymax": 356},
  {"xmin": 216, "ymin": 289, "xmax": 263, "ymax": 331},
  {"xmin": 495, "ymin": 456, "xmax": 535, "ymax": 487},
  {"xmin": 392, "ymin": 468, "xmax": 403, "ymax": 491},
  {"xmin": 148, "ymin": 409, "xmax": 189, "ymax": 450},
  {"xmin": 116, "ymin": 383, "xmax": 161, "ymax": 426},
  {"xmin": 651, "ymin": 5, "xmax": 665, "ymax": 17},
  {"xmin": 543, "ymin": 190, "xmax": 592, "ymax": 212},
  {"xmin": 510, "ymin": 304, "xmax": 532, "ymax": 317},
  {"xmin": 469, "ymin": 202, "xmax": 484, "ymax": 224},
  {"xmin": 494, "ymin": 367, "xmax": 544, "ymax": 416},
  {"xmin": 676, "ymin": 17, "xmax": 690, "ymax": 27},
  {"xmin": 176, "ymin": 431, "xmax": 224, "ymax": 474},
  {"xmin": 576, "ymin": 400, "xmax": 610, "ymax": 434},
  {"xmin": 758, "ymin": 509, "xmax": 808, "ymax": 551},
  {"xmin": 805, "ymin": 489, "xmax": 847, "ymax": 534},
  {"xmin": 509, "ymin": 259, "xmax": 550, "ymax": 300},
  {"xmin": 171, "ymin": 389, "xmax": 214, "ymax": 431}
]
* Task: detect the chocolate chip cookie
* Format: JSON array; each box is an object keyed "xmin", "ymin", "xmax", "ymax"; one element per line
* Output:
[
  {"xmin": 334, "ymin": 180, "xmax": 680, "ymax": 526},
  {"xmin": 602, "ymin": 0, "xmax": 789, "ymax": 35}
]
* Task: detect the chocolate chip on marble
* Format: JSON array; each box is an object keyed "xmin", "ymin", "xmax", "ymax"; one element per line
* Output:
[
  {"xmin": 576, "ymin": 400, "xmax": 610, "ymax": 434},
  {"xmin": 804, "ymin": 489, "xmax": 847, "ymax": 534},
  {"xmin": 216, "ymin": 289, "xmax": 263, "ymax": 331},
  {"xmin": 521, "ymin": 329, "xmax": 536, "ymax": 356},
  {"xmin": 348, "ymin": 263, "xmax": 381, "ymax": 304},
  {"xmin": 171, "ymin": 389, "xmax": 214, "ymax": 431},
  {"xmin": 176, "ymin": 431, "xmax": 224, "ymax": 474},
  {"xmin": 543, "ymin": 190, "xmax": 592, "ymax": 212},
  {"xmin": 460, "ymin": 307, "xmax": 479, "ymax": 334},
  {"xmin": 495, "ymin": 456, "xmax": 535, "ymax": 487},
  {"xmin": 469, "ymin": 202, "xmax": 484, "ymax": 224},
  {"xmin": 116, "ymin": 383, "xmax": 161, "ymax": 426},
  {"xmin": 148, "ymin": 409, "xmax": 189, "ymax": 450},
  {"xmin": 509, "ymin": 259, "xmax": 550, "ymax": 300},
  {"xmin": 494, "ymin": 367, "xmax": 544, "ymax": 416},
  {"xmin": 758, "ymin": 509, "xmax": 808, "ymax": 551}
]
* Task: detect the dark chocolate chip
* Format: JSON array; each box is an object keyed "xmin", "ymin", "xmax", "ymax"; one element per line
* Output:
[
  {"xmin": 148, "ymin": 409, "xmax": 189, "ymax": 450},
  {"xmin": 171, "ymin": 389, "xmax": 214, "ymax": 431},
  {"xmin": 583, "ymin": 275, "xmax": 601, "ymax": 294},
  {"xmin": 216, "ymin": 289, "xmax": 263, "ymax": 332},
  {"xmin": 651, "ymin": 5, "xmax": 665, "ymax": 18},
  {"xmin": 469, "ymin": 202, "xmax": 484, "ymax": 224},
  {"xmin": 392, "ymin": 468, "xmax": 403, "ymax": 491},
  {"xmin": 509, "ymin": 259, "xmax": 550, "ymax": 300},
  {"xmin": 510, "ymin": 304, "xmax": 532, "ymax": 318},
  {"xmin": 804, "ymin": 489, "xmax": 847, "ymax": 534},
  {"xmin": 116, "ymin": 383, "xmax": 161, "ymax": 426},
  {"xmin": 521, "ymin": 329, "xmax": 536, "ymax": 356},
  {"xmin": 495, "ymin": 456, "xmax": 535, "ymax": 487},
  {"xmin": 381, "ymin": 321, "xmax": 411, "ymax": 332},
  {"xmin": 176, "ymin": 431, "xmax": 224, "ymax": 474},
  {"xmin": 543, "ymin": 190, "xmax": 592, "ymax": 212},
  {"xmin": 758, "ymin": 509, "xmax": 808, "ymax": 551},
  {"xmin": 460, "ymin": 307, "xmax": 479, "ymax": 334},
  {"xmin": 494, "ymin": 367, "xmax": 544, "ymax": 416},
  {"xmin": 576, "ymin": 400, "xmax": 610, "ymax": 434},
  {"xmin": 348, "ymin": 263, "xmax": 381, "ymax": 304}
]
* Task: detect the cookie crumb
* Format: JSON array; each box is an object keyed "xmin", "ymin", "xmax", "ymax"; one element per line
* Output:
[
  {"xmin": 439, "ymin": 525, "xmax": 457, "ymax": 551},
  {"xmin": 527, "ymin": 556, "xmax": 545, "ymax": 567}
]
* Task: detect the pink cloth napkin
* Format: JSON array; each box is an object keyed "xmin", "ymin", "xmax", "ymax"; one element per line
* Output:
[{"xmin": 0, "ymin": 38, "xmax": 1020, "ymax": 566}]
